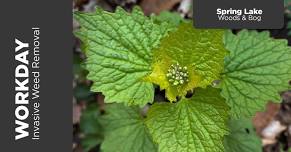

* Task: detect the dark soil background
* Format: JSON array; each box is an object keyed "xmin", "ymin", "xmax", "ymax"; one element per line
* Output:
[{"xmin": 72, "ymin": 0, "xmax": 291, "ymax": 151}]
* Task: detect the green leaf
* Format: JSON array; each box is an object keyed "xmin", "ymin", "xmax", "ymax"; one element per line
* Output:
[
  {"xmin": 80, "ymin": 104, "xmax": 103, "ymax": 134},
  {"xmin": 82, "ymin": 135, "xmax": 103, "ymax": 152},
  {"xmin": 145, "ymin": 23, "xmax": 227, "ymax": 101},
  {"xmin": 287, "ymin": 21, "xmax": 291, "ymax": 36},
  {"xmin": 100, "ymin": 104, "xmax": 157, "ymax": 152},
  {"xmin": 285, "ymin": 0, "xmax": 291, "ymax": 7},
  {"xmin": 288, "ymin": 21, "xmax": 291, "ymax": 29},
  {"xmin": 74, "ymin": 83, "xmax": 94, "ymax": 101},
  {"xmin": 73, "ymin": 54, "xmax": 88, "ymax": 81},
  {"xmin": 151, "ymin": 11, "xmax": 186, "ymax": 28},
  {"xmin": 221, "ymin": 30, "xmax": 291, "ymax": 118},
  {"xmin": 74, "ymin": 7, "xmax": 171, "ymax": 106},
  {"xmin": 145, "ymin": 87, "xmax": 230, "ymax": 152},
  {"xmin": 80, "ymin": 104, "xmax": 103, "ymax": 152},
  {"xmin": 224, "ymin": 119, "xmax": 262, "ymax": 152}
]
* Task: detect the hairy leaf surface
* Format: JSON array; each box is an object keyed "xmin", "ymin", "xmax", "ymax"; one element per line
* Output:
[
  {"xmin": 146, "ymin": 87, "xmax": 229, "ymax": 152},
  {"xmin": 221, "ymin": 30, "xmax": 291, "ymax": 118},
  {"xmin": 74, "ymin": 7, "xmax": 170, "ymax": 105}
]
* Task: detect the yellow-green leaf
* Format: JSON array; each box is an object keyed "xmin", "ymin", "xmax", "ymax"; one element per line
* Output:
[{"xmin": 144, "ymin": 23, "xmax": 227, "ymax": 101}]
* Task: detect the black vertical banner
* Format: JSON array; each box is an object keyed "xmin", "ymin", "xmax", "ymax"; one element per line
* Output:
[{"xmin": 0, "ymin": 0, "xmax": 72, "ymax": 151}]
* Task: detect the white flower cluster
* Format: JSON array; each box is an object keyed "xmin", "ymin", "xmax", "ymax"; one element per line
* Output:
[{"xmin": 166, "ymin": 63, "xmax": 189, "ymax": 86}]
